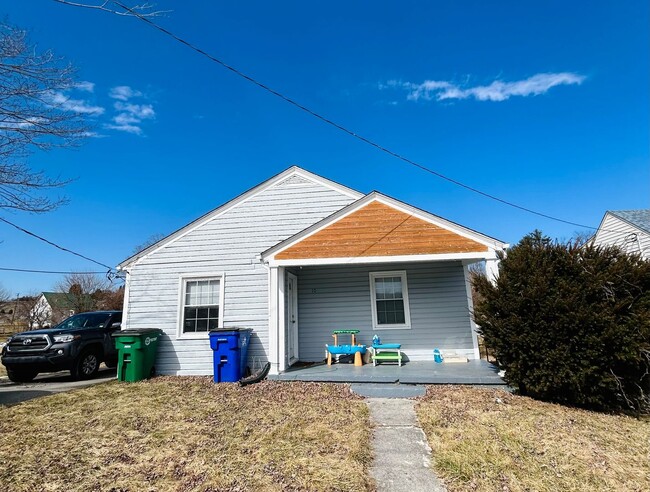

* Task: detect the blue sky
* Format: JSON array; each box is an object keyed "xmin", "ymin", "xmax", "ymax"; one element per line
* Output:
[{"xmin": 1, "ymin": 1, "xmax": 648, "ymax": 295}]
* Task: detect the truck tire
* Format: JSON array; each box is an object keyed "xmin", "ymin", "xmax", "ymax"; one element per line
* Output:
[
  {"xmin": 7, "ymin": 368, "xmax": 38, "ymax": 383},
  {"xmin": 72, "ymin": 349, "xmax": 100, "ymax": 380}
]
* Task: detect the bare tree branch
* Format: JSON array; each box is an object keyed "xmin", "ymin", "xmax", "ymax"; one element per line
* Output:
[
  {"xmin": 52, "ymin": 1, "xmax": 170, "ymax": 17},
  {"xmin": 0, "ymin": 22, "xmax": 94, "ymax": 213}
]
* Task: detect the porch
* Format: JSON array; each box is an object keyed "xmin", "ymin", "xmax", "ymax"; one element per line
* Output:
[
  {"xmin": 262, "ymin": 193, "xmax": 507, "ymax": 376},
  {"xmin": 269, "ymin": 359, "xmax": 504, "ymax": 385}
]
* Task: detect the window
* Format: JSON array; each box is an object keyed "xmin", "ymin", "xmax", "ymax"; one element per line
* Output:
[
  {"xmin": 369, "ymin": 271, "xmax": 411, "ymax": 330},
  {"xmin": 180, "ymin": 277, "xmax": 223, "ymax": 336}
]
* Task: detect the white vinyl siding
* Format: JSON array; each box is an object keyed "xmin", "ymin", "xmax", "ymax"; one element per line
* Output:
[
  {"xmin": 124, "ymin": 176, "xmax": 357, "ymax": 375},
  {"xmin": 592, "ymin": 213, "xmax": 650, "ymax": 260}
]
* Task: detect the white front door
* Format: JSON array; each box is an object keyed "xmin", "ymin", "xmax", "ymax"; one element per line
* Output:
[{"xmin": 287, "ymin": 272, "xmax": 299, "ymax": 364}]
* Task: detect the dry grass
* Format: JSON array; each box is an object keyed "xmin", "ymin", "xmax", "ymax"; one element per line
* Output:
[
  {"xmin": 0, "ymin": 363, "xmax": 6, "ymax": 377},
  {"xmin": 416, "ymin": 386, "xmax": 650, "ymax": 492},
  {"xmin": 0, "ymin": 378, "xmax": 373, "ymax": 491}
]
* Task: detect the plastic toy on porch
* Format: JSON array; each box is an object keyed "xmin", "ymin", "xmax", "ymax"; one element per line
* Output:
[{"xmin": 326, "ymin": 330, "xmax": 366, "ymax": 366}]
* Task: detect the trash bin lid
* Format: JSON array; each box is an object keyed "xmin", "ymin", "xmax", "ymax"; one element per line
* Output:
[
  {"xmin": 112, "ymin": 328, "xmax": 162, "ymax": 337},
  {"xmin": 209, "ymin": 327, "xmax": 251, "ymax": 333}
]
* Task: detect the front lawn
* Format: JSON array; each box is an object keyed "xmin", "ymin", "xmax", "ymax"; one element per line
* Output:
[
  {"xmin": 0, "ymin": 378, "xmax": 373, "ymax": 491},
  {"xmin": 416, "ymin": 386, "xmax": 650, "ymax": 492}
]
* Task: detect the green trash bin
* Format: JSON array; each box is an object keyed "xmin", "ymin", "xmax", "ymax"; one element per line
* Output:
[{"xmin": 112, "ymin": 328, "xmax": 162, "ymax": 382}]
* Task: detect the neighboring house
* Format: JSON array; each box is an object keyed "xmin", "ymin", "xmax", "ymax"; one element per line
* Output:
[
  {"xmin": 590, "ymin": 210, "xmax": 650, "ymax": 260},
  {"xmin": 118, "ymin": 167, "xmax": 508, "ymax": 376},
  {"xmin": 29, "ymin": 292, "xmax": 77, "ymax": 328}
]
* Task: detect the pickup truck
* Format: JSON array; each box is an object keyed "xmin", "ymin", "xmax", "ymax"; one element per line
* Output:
[{"xmin": 1, "ymin": 311, "xmax": 122, "ymax": 383}]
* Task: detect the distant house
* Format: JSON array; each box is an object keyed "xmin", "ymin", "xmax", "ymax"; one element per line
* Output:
[
  {"xmin": 118, "ymin": 166, "xmax": 508, "ymax": 376},
  {"xmin": 590, "ymin": 210, "xmax": 650, "ymax": 260},
  {"xmin": 29, "ymin": 292, "xmax": 77, "ymax": 328}
]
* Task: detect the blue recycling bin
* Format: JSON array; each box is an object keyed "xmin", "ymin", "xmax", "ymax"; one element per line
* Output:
[{"xmin": 209, "ymin": 328, "xmax": 252, "ymax": 382}]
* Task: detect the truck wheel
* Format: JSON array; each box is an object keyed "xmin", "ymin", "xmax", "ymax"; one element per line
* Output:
[
  {"xmin": 72, "ymin": 349, "xmax": 100, "ymax": 380},
  {"xmin": 7, "ymin": 368, "xmax": 38, "ymax": 383}
]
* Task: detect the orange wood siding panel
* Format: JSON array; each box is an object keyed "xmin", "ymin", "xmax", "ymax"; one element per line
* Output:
[{"xmin": 275, "ymin": 201, "xmax": 488, "ymax": 259}]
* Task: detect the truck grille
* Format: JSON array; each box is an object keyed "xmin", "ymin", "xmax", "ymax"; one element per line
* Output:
[{"xmin": 7, "ymin": 334, "xmax": 51, "ymax": 352}]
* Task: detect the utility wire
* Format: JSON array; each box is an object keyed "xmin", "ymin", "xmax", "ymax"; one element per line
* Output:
[
  {"xmin": 0, "ymin": 217, "xmax": 115, "ymax": 271},
  {"xmin": 111, "ymin": 1, "xmax": 607, "ymax": 231},
  {"xmin": 0, "ymin": 267, "xmax": 107, "ymax": 274}
]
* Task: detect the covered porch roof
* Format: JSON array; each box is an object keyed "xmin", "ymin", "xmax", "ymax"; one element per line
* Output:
[{"xmin": 261, "ymin": 192, "xmax": 508, "ymax": 267}]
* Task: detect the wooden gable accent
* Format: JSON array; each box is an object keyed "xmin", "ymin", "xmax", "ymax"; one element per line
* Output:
[{"xmin": 275, "ymin": 201, "xmax": 488, "ymax": 259}]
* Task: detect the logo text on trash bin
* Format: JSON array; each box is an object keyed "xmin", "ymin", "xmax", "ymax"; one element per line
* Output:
[{"xmin": 144, "ymin": 336, "xmax": 157, "ymax": 346}]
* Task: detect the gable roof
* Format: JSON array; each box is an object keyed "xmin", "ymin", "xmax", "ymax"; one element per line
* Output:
[
  {"xmin": 608, "ymin": 210, "xmax": 650, "ymax": 235},
  {"xmin": 41, "ymin": 292, "xmax": 82, "ymax": 310},
  {"xmin": 262, "ymin": 191, "xmax": 507, "ymax": 261},
  {"xmin": 118, "ymin": 166, "xmax": 363, "ymax": 269}
]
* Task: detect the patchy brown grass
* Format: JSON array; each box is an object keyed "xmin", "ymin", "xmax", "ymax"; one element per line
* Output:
[
  {"xmin": 416, "ymin": 386, "xmax": 650, "ymax": 492},
  {"xmin": 0, "ymin": 378, "xmax": 373, "ymax": 491},
  {"xmin": 0, "ymin": 363, "xmax": 6, "ymax": 377}
]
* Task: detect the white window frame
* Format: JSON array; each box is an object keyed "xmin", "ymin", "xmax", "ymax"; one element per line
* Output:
[
  {"xmin": 369, "ymin": 270, "xmax": 411, "ymax": 330},
  {"xmin": 177, "ymin": 273, "xmax": 225, "ymax": 339}
]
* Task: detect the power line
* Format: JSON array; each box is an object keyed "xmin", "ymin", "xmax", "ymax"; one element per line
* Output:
[
  {"xmin": 0, "ymin": 267, "xmax": 107, "ymax": 274},
  {"xmin": 0, "ymin": 216, "xmax": 115, "ymax": 271},
  {"xmin": 111, "ymin": 1, "xmax": 606, "ymax": 231}
]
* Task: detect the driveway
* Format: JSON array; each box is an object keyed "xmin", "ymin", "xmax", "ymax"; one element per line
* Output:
[{"xmin": 0, "ymin": 366, "xmax": 115, "ymax": 406}]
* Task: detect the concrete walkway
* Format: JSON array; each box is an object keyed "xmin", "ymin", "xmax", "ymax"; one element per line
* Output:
[{"xmin": 366, "ymin": 398, "xmax": 446, "ymax": 491}]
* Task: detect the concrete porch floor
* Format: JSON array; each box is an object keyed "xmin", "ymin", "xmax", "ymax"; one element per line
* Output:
[{"xmin": 269, "ymin": 359, "xmax": 504, "ymax": 385}]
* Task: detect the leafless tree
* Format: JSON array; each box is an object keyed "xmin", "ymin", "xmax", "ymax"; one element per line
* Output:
[
  {"xmin": 132, "ymin": 232, "xmax": 166, "ymax": 255},
  {"xmin": 0, "ymin": 284, "xmax": 9, "ymax": 304},
  {"xmin": 54, "ymin": 273, "xmax": 110, "ymax": 314},
  {"xmin": 27, "ymin": 297, "xmax": 52, "ymax": 329},
  {"xmin": 0, "ymin": 22, "xmax": 96, "ymax": 213}
]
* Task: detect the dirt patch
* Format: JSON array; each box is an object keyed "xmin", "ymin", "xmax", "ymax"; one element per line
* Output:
[
  {"xmin": 0, "ymin": 378, "xmax": 373, "ymax": 491},
  {"xmin": 416, "ymin": 386, "xmax": 650, "ymax": 492}
]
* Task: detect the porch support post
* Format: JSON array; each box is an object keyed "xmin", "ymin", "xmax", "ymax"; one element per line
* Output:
[
  {"xmin": 268, "ymin": 266, "xmax": 286, "ymax": 375},
  {"xmin": 277, "ymin": 267, "xmax": 286, "ymax": 373},
  {"xmin": 463, "ymin": 262, "xmax": 481, "ymax": 360}
]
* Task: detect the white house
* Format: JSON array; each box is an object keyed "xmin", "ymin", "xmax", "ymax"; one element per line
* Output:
[
  {"xmin": 29, "ymin": 292, "xmax": 76, "ymax": 329},
  {"xmin": 590, "ymin": 210, "xmax": 650, "ymax": 260},
  {"xmin": 118, "ymin": 167, "xmax": 507, "ymax": 376}
]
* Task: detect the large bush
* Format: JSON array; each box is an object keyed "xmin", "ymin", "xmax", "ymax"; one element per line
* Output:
[{"xmin": 473, "ymin": 230, "xmax": 650, "ymax": 413}]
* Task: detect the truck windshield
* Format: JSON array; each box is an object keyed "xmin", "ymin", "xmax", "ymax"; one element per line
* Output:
[{"xmin": 55, "ymin": 313, "xmax": 113, "ymax": 330}]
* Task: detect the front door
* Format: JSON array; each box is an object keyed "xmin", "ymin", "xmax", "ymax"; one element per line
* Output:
[{"xmin": 287, "ymin": 272, "xmax": 299, "ymax": 364}]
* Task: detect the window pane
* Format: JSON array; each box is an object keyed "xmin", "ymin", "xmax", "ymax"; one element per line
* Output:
[
  {"xmin": 375, "ymin": 276, "xmax": 404, "ymax": 301},
  {"xmin": 376, "ymin": 299, "xmax": 405, "ymax": 325},
  {"xmin": 389, "ymin": 277, "xmax": 403, "ymax": 299},
  {"xmin": 185, "ymin": 279, "xmax": 220, "ymax": 307},
  {"xmin": 196, "ymin": 319, "xmax": 208, "ymax": 332},
  {"xmin": 375, "ymin": 278, "xmax": 386, "ymax": 299},
  {"xmin": 197, "ymin": 307, "xmax": 209, "ymax": 319},
  {"xmin": 185, "ymin": 306, "xmax": 197, "ymax": 320},
  {"xmin": 208, "ymin": 318, "xmax": 219, "ymax": 331}
]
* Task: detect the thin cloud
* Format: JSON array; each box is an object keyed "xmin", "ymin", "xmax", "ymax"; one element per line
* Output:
[
  {"xmin": 105, "ymin": 89, "xmax": 155, "ymax": 135},
  {"xmin": 109, "ymin": 85, "xmax": 143, "ymax": 101},
  {"xmin": 46, "ymin": 91, "xmax": 105, "ymax": 115},
  {"xmin": 104, "ymin": 123, "xmax": 143, "ymax": 135},
  {"xmin": 114, "ymin": 101, "xmax": 155, "ymax": 119},
  {"xmin": 75, "ymin": 81, "xmax": 95, "ymax": 93},
  {"xmin": 388, "ymin": 72, "xmax": 586, "ymax": 102}
]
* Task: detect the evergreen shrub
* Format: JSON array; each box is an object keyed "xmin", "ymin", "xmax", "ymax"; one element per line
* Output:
[{"xmin": 473, "ymin": 230, "xmax": 650, "ymax": 413}]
